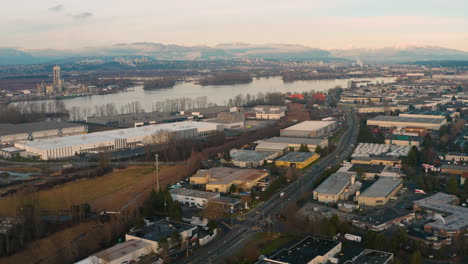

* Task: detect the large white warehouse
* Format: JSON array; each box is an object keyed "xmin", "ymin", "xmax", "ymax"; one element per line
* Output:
[{"xmin": 15, "ymin": 121, "xmax": 223, "ymax": 160}]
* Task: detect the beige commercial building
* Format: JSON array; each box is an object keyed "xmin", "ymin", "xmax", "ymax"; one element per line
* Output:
[
  {"xmin": 367, "ymin": 116, "xmax": 447, "ymax": 130},
  {"xmin": 357, "ymin": 177, "xmax": 402, "ymax": 206},
  {"xmin": 190, "ymin": 167, "xmax": 269, "ymax": 193},
  {"xmin": 280, "ymin": 121, "xmax": 337, "ymax": 138},
  {"xmin": 313, "ymin": 172, "xmax": 358, "ymax": 203}
]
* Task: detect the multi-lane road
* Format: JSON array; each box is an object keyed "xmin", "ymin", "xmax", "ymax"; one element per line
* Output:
[{"xmin": 182, "ymin": 112, "xmax": 358, "ymax": 264}]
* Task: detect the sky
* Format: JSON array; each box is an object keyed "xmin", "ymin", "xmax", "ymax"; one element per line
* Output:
[{"xmin": 1, "ymin": 0, "xmax": 467, "ymax": 51}]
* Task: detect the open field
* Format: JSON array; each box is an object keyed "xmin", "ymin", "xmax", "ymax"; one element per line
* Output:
[{"xmin": 0, "ymin": 164, "xmax": 186, "ymax": 215}]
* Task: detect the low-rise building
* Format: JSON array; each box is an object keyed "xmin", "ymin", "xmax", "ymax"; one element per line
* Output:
[
  {"xmin": 0, "ymin": 121, "xmax": 87, "ymax": 145},
  {"xmin": 344, "ymin": 249, "xmax": 393, "ymax": 264},
  {"xmin": 445, "ymin": 153, "xmax": 468, "ymax": 162},
  {"xmin": 275, "ymin": 151, "xmax": 320, "ymax": 169},
  {"xmin": 190, "ymin": 167, "xmax": 269, "ymax": 193},
  {"xmin": 367, "ymin": 116, "xmax": 447, "ymax": 130},
  {"xmin": 413, "ymin": 192, "xmax": 468, "ymax": 237},
  {"xmin": 441, "ymin": 164, "xmax": 468, "ymax": 176},
  {"xmin": 399, "ymin": 110, "xmax": 458, "ymax": 120},
  {"xmin": 351, "ymin": 156, "xmax": 402, "ymax": 166},
  {"xmin": 385, "ymin": 135, "xmax": 422, "ymax": 147},
  {"xmin": 256, "ymin": 236, "xmax": 342, "ymax": 264},
  {"xmin": 313, "ymin": 172, "xmax": 358, "ymax": 203},
  {"xmin": 230, "ymin": 149, "xmax": 278, "ymax": 168},
  {"xmin": 254, "ymin": 105, "xmax": 286, "ymax": 120},
  {"xmin": 256, "ymin": 137, "xmax": 328, "ymax": 152},
  {"xmin": 352, "ymin": 208, "xmax": 414, "ymax": 231},
  {"xmin": 86, "ymin": 239, "xmax": 153, "ymax": 264},
  {"xmin": 357, "ymin": 177, "xmax": 403, "ymax": 206},
  {"xmin": 255, "ymin": 142, "xmax": 289, "ymax": 155},
  {"xmin": 170, "ymin": 188, "xmax": 220, "ymax": 208},
  {"xmin": 125, "ymin": 219, "xmax": 197, "ymax": 252},
  {"xmin": 280, "ymin": 121, "xmax": 337, "ymax": 138}
]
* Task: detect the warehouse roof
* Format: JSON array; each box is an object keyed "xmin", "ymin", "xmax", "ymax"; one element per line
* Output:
[
  {"xmin": 0, "ymin": 121, "xmax": 84, "ymax": 136},
  {"xmin": 16, "ymin": 121, "xmax": 221, "ymax": 150},
  {"xmin": 413, "ymin": 192, "xmax": 468, "ymax": 232},
  {"xmin": 257, "ymin": 236, "xmax": 340, "ymax": 264},
  {"xmin": 276, "ymin": 152, "xmax": 317, "ymax": 163},
  {"xmin": 259, "ymin": 137, "xmax": 327, "ymax": 146},
  {"xmin": 230, "ymin": 150, "xmax": 277, "ymax": 162},
  {"xmin": 283, "ymin": 121, "xmax": 336, "ymax": 132},
  {"xmin": 355, "ymin": 208, "xmax": 412, "ymax": 226},
  {"xmin": 93, "ymin": 239, "xmax": 150, "ymax": 262},
  {"xmin": 368, "ymin": 116, "xmax": 446, "ymax": 125},
  {"xmin": 170, "ymin": 188, "xmax": 219, "ymax": 199},
  {"xmin": 401, "ymin": 110, "xmax": 454, "ymax": 116},
  {"xmin": 344, "ymin": 249, "xmax": 393, "ymax": 264},
  {"xmin": 359, "ymin": 177, "xmax": 402, "ymax": 198},
  {"xmin": 314, "ymin": 172, "xmax": 354, "ymax": 195},
  {"xmin": 192, "ymin": 167, "xmax": 268, "ymax": 185},
  {"xmin": 127, "ymin": 219, "xmax": 196, "ymax": 242}
]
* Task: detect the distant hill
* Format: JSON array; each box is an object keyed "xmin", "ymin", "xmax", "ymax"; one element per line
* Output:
[
  {"xmin": 1, "ymin": 43, "xmax": 467, "ymax": 65},
  {"xmin": 329, "ymin": 45, "xmax": 468, "ymax": 63},
  {"xmin": 0, "ymin": 48, "xmax": 38, "ymax": 65}
]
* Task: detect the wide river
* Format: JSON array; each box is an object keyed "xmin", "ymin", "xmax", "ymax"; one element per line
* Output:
[{"xmin": 17, "ymin": 76, "xmax": 396, "ymax": 113}]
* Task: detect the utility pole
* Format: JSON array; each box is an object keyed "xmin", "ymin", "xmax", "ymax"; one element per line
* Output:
[
  {"xmin": 268, "ymin": 214, "xmax": 271, "ymax": 238},
  {"xmin": 155, "ymin": 153, "xmax": 160, "ymax": 191}
]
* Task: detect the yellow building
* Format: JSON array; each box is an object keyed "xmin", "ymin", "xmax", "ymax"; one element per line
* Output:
[
  {"xmin": 351, "ymin": 156, "xmax": 401, "ymax": 166},
  {"xmin": 275, "ymin": 151, "xmax": 319, "ymax": 169},
  {"xmin": 357, "ymin": 177, "xmax": 402, "ymax": 206},
  {"xmin": 190, "ymin": 167, "xmax": 269, "ymax": 193}
]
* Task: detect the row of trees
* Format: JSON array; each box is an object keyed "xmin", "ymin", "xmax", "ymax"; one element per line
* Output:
[
  {"xmin": 0, "ymin": 102, "xmax": 68, "ymax": 123},
  {"xmin": 226, "ymin": 92, "xmax": 285, "ymax": 107}
]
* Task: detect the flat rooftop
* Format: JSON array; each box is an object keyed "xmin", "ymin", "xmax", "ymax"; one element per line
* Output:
[
  {"xmin": 368, "ymin": 116, "xmax": 446, "ymax": 125},
  {"xmin": 276, "ymin": 152, "xmax": 317, "ymax": 163},
  {"xmin": 414, "ymin": 192, "xmax": 468, "ymax": 232},
  {"xmin": 93, "ymin": 239, "xmax": 150, "ymax": 261},
  {"xmin": 191, "ymin": 167, "xmax": 268, "ymax": 185},
  {"xmin": 230, "ymin": 150, "xmax": 277, "ymax": 162},
  {"xmin": 401, "ymin": 110, "xmax": 454, "ymax": 116},
  {"xmin": 345, "ymin": 249, "xmax": 393, "ymax": 264},
  {"xmin": 359, "ymin": 177, "xmax": 402, "ymax": 198},
  {"xmin": 258, "ymin": 236, "xmax": 340, "ymax": 264},
  {"xmin": 355, "ymin": 208, "xmax": 412, "ymax": 226},
  {"xmin": 349, "ymin": 164, "xmax": 386, "ymax": 174},
  {"xmin": 258, "ymin": 137, "xmax": 326, "ymax": 145},
  {"xmin": 169, "ymin": 188, "xmax": 219, "ymax": 199},
  {"xmin": 17, "ymin": 121, "xmax": 220, "ymax": 150},
  {"xmin": 0, "ymin": 121, "xmax": 84, "ymax": 136},
  {"xmin": 127, "ymin": 219, "xmax": 196, "ymax": 242},
  {"xmin": 314, "ymin": 172, "xmax": 354, "ymax": 195},
  {"xmin": 283, "ymin": 121, "xmax": 336, "ymax": 132}
]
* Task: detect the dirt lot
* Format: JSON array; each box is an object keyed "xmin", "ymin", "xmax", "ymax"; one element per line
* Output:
[{"xmin": 0, "ymin": 164, "xmax": 186, "ymax": 216}]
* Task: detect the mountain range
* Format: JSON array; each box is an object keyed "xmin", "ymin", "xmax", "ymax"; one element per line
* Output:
[{"xmin": 1, "ymin": 43, "xmax": 468, "ymax": 66}]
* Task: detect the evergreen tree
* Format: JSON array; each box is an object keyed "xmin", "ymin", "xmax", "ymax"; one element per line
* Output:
[
  {"xmin": 447, "ymin": 176, "xmax": 458, "ymax": 195},
  {"xmin": 299, "ymin": 144, "xmax": 310, "ymax": 152}
]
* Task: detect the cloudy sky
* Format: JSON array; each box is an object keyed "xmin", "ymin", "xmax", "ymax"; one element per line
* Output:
[{"xmin": 1, "ymin": 0, "xmax": 467, "ymax": 51}]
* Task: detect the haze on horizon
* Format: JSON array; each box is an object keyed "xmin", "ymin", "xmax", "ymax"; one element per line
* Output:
[{"xmin": 1, "ymin": 0, "xmax": 467, "ymax": 51}]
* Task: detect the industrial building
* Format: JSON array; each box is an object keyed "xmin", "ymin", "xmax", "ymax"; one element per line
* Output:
[
  {"xmin": 170, "ymin": 188, "xmax": 220, "ymax": 208},
  {"xmin": 0, "ymin": 121, "xmax": 87, "ymax": 145},
  {"xmin": 445, "ymin": 153, "xmax": 468, "ymax": 162},
  {"xmin": 256, "ymin": 137, "xmax": 328, "ymax": 152},
  {"xmin": 86, "ymin": 111, "xmax": 189, "ymax": 128},
  {"xmin": 399, "ymin": 110, "xmax": 458, "ymax": 120},
  {"xmin": 280, "ymin": 121, "xmax": 337, "ymax": 138},
  {"xmin": 441, "ymin": 164, "xmax": 468, "ymax": 176},
  {"xmin": 352, "ymin": 208, "xmax": 414, "ymax": 231},
  {"xmin": 125, "ymin": 219, "xmax": 197, "ymax": 252},
  {"xmin": 254, "ymin": 105, "xmax": 286, "ymax": 120},
  {"xmin": 229, "ymin": 150, "xmax": 278, "ymax": 168},
  {"xmin": 14, "ymin": 121, "xmax": 222, "ymax": 160},
  {"xmin": 413, "ymin": 192, "xmax": 468, "ymax": 237},
  {"xmin": 77, "ymin": 239, "xmax": 153, "ymax": 264},
  {"xmin": 256, "ymin": 236, "xmax": 342, "ymax": 264},
  {"xmin": 190, "ymin": 167, "xmax": 269, "ymax": 193},
  {"xmin": 275, "ymin": 151, "xmax": 320, "ymax": 169},
  {"xmin": 351, "ymin": 156, "xmax": 402, "ymax": 166},
  {"xmin": 313, "ymin": 172, "xmax": 359, "ymax": 203},
  {"xmin": 357, "ymin": 105, "xmax": 408, "ymax": 114},
  {"xmin": 255, "ymin": 142, "xmax": 289, "ymax": 155},
  {"xmin": 344, "ymin": 249, "xmax": 394, "ymax": 264},
  {"xmin": 357, "ymin": 177, "xmax": 403, "ymax": 206},
  {"xmin": 385, "ymin": 135, "xmax": 422, "ymax": 147},
  {"xmin": 367, "ymin": 116, "xmax": 447, "ymax": 130},
  {"xmin": 210, "ymin": 112, "xmax": 245, "ymax": 129}
]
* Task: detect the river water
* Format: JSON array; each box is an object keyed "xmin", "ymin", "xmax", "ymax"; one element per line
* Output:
[{"xmin": 15, "ymin": 76, "xmax": 396, "ymax": 113}]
